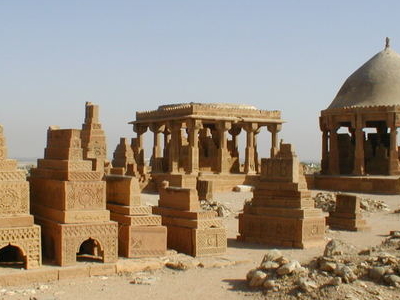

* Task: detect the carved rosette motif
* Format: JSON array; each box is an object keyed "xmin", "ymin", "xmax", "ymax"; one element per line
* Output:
[
  {"xmin": 0, "ymin": 182, "xmax": 29, "ymax": 215},
  {"xmin": 66, "ymin": 182, "xmax": 105, "ymax": 210}
]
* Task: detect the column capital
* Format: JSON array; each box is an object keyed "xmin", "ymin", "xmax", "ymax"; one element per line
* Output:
[
  {"xmin": 228, "ymin": 125, "xmax": 241, "ymax": 136},
  {"xmin": 167, "ymin": 121, "xmax": 182, "ymax": 132},
  {"xmin": 243, "ymin": 122, "xmax": 258, "ymax": 133},
  {"xmin": 267, "ymin": 123, "xmax": 282, "ymax": 133},
  {"xmin": 149, "ymin": 123, "xmax": 165, "ymax": 133},
  {"xmin": 216, "ymin": 121, "xmax": 232, "ymax": 132},
  {"xmin": 133, "ymin": 124, "xmax": 148, "ymax": 135},
  {"xmin": 187, "ymin": 119, "xmax": 203, "ymax": 130}
]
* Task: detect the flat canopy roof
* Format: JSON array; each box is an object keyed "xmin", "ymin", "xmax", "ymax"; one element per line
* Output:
[{"xmin": 131, "ymin": 103, "xmax": 283, "ymax": 125}]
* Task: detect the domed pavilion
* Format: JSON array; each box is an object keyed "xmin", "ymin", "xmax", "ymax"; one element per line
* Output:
[{"xmin": 317, "ymin": 38, "xmax": 400, "ymax": 193}]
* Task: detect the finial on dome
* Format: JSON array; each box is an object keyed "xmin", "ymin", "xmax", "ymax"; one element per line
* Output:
[{"xmin": 385, "ymin": 37, "xmax": 390, "ymax": 49}]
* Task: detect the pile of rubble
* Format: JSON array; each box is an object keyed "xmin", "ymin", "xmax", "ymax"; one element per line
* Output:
[
  {"xmin": 246, "ymin": 234, "xmax": 400, "ymax": 298},
  {"xmin": 199, "ymin": 199, "xmax": 232, "ymax": 217},
  {"xmin": 314, "ymin": 192, "xmax": 336, "ymax": 212},
  {"xmin": 313, "ymin": 192, "xmax": 390, "ymax": 213}
]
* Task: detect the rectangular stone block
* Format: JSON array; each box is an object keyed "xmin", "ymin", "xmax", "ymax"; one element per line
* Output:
[
  {"xmin": 44, "ymin": 147, "xmax": 83, "ymax": 160},
  {"xmin": 30, "ymin": 168, "xmax": 102, "ymax": 181},
  {"xmin": 0, "ymin": 215, "xmax": 33, "ymax": 227},
  {"xmin": 0, "ymin": 181, "xmax": 30, "ymax": 215},
  {"xmin": 32, "ymin": 204, "xmax": 110, "ymax": 224},
  {"xmin": 37, "ymin": 159, "xmax": 93, "ymax": 171},
  {"xmin": 106, "ymin": 203, "xmax": 152, "ymax": 215},
  {"xmin": 159, "ymin": 186, "xmax": 200, "ymax": 211},
  {"xmin": 0, "ymin": 159, "xmax": 18, "ymax": 170},
  {"xmin": 110, "ymin": 212, "xmax": 161, "ymax": 226},
  {"xmin": 118, "ymin": 225, "xmax": 167, "ymax": 258},
  {"xmin": 35, "ymin": 216, "xmax": 118, "ymax": 266},
  {"xmin": 160, "ymin": 215, "xmax": 223, "ymax": 229},
  {"xmin": 0, "ymin": 170, "xmax": 26, "ymax": 181},
  {"xmin": 166, "ymin": 225, "xmax": 226, "ymax": 257},
  {"xmin": 152, "ymin": 206, "xmax": 217, "ymax": 219},
  {"xmin": 106, "ymin": 176, "xmax": 141, "ymax": 206},
  {"xmin": 58, "ymin": 265, "xmax": 90, "ymax": 280}
]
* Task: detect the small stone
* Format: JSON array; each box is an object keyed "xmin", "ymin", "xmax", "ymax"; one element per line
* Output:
[
  {"xmin": 263, "ymin": 279, "xmax": 276, "ymax": 290},
  {"xmin": 335, "ymin": 265, "xmax": 357, "ymax": 283},
  {"xmin": 383, "ymin": 274, "xmax": 400, "ymax": 287},
  {"xmin": 324, "ymin": 239, "xmax": 356, "ymax": 257},
  {"xmin": 327, "ymin": 276, "xmax": 342, "ymax": 286},
  {"xmin": 248, "ymin": 270, "xmax": 267, "ymax": 287},
  {"xmin": 276, "ymin": 260, "xmax": 301, "ymax": 276},
  {"xmin": 369, "ymin": 267, "xmax": 386, "ymax": 281},
  {"xmin": 259, "ymin": 261, "xmax": 280, "ymax": 270},
  {"xmin": 130, "ymin": 276, "xmax": 157, "ymax": 285},
  {"xmin": 297, "ymin": 277, "xmax": 317, "ymax": 292},
  {"xmin": 319, "ymin": 260, "xmax": 337, "ymax": 272},
  {"xmin": 261, "ymin": 249, "xmax": 282, "ymax": 263},
  {"xmin": 246, "ymin": 269, "xmax": 258, "ymax": 281},
  {"xmin": 37, "ymin": 285, "xmax": 49, "ymax": 291},
  {"xmin": 275, "ymin": 256, "xmax": 290, "ymax": 266}
]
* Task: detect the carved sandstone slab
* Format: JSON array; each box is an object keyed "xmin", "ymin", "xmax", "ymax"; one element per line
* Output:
[{"xmin": 0, "ymin": 124, "xmax": 42, "ymax": 269}]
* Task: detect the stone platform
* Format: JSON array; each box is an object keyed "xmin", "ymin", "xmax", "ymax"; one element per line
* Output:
[
  {"xmin": 151, "ymin": 173, "xmax": 259, "ymax": 193},
  {"xmin": 308, "ymin": 174, "xmax": 400, "ymax": 195}
]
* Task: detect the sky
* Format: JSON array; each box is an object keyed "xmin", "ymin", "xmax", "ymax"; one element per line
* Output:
[{"xmin": 1, "ymin": 0, "xmax": 400, "ymax": 162}]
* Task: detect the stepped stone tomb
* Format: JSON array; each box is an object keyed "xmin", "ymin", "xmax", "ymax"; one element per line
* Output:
[
  {"xmin": 312, "ymin": 38, "xmax": 400, "ymax": 194},
  {"xmin": 81, "ymin": 102, "xmax": 110, "ymax": 174},
  {"xmin": 29, "ymin": 126, "xmax": 118, "ymax": 266},
  {"xmin": 106, "ymin": 137, "xmax": 167, "ymax": 257},
  {"xmin": 327, "ymin": 194, "xmax": 369, "ymax": 231},
  {"xmin": 0, "ymin": 125, "xmax": 41, "ymax": 269},
  {"xmin": 153, "ymin": 181, "xmax": 226, "ymax": 256},
  {"xmin": 238, "ymin": 142, "xmax": 325, "ymax": 248},
  {"xmin": 130, "ymin": 103, "xmax": 283, "ymax": 192}
]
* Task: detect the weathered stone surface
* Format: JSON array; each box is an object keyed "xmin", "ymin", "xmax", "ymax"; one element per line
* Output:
[
  {"xmin": 30, "ymin": 105, "xmax": 117, "ymax": 266},
  {"xmin": 0, "ymin": 124, "xmax": 41, "ymax": 269},
  {"xmin": 248, "ymin": 270, "xmax": 267, "ymax": 287},
  {"xmin": 238, "ymin": 143, "xmax": 325, "ymax": 248}
]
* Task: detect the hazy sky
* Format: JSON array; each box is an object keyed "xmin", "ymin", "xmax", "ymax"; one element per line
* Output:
[{"xmin": 1, "ymin": 1, "xmax": 400, "ymax": 161}]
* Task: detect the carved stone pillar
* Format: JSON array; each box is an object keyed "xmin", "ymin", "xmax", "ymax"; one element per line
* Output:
[
  {"xmin": 389, "ymin": 125, "xmax": 399, "ymax": 175},
  {"xmin": 267, "ymin": 123, "xmax": 281, "ymax": 158},
  {"xmin": 187, "ymin": 119, "xmax": 203, "ymax": 174},
  {"xmin": 216, "ymin": 121, "xmax": 232, "ymax": 173},
  {"xmin": 352, "ymin": 123, "xmax": 365, "ymax": 176},
  {"xmin": 163, "ymin": 127, "xmax": 171, "ymax": 172},
  {"xmin": 167, "ymin": 122, "xmax": 181, "ymax": 174},
  {"xmin": 133, "ymin": 124, "xmax": 148, "ymax": 174},
  {"xmin": 254, "ymin": 127, "xmax": 261, "ymax": 173},
  {"xmin": 149, "ymin": 123, "xmax": 165, "ymax": 173},
  {"xmin": 228, "ymin": 126, "xmax": 241, "ymax": 158},
  {"xmin": 321, "ymin": 130, "xmax": 329, "ymax": 174},
  {"xmin": 244, "ymin": 123, "xmax": 258, "ymax": 174},
  {"xmin": 328, "ymin": 127, "xmax": 340, "ymax": 175}
]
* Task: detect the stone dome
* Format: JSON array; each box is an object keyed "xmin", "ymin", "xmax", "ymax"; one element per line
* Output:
[{"xmin": 328, "ymin": 43, "xmax": 400, "ymax": 109}]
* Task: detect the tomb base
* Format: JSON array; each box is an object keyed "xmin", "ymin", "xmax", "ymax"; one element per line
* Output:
[
  {"xmin": 326, "ymin": 215, "xmax": 370, "ymax": 231},
  {"xmin": 237, "ymin": 212, "xmax": 326, "ymax": 249},
  {"xmin": 165, "ymin": 225, "xmax": 226, "ymax": 257},
  {"xmin": 118, "ymin": 224, "xmax": 167, "ymax": 257},
  {"xmin": 0, "ymin": 225, "xmax": 41, "ymax": 269},
  {"xmin": 36, "ymin": 216, "xmax": 118, "ymax": 266}
]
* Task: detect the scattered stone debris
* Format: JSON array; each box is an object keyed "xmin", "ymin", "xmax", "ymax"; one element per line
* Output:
[
  {"xmin": 245, "ymin": 236, "xmax": 400, "ymax": 298},
  {"xmin": 314, "ymin": 192, "xmax": 337, "ymax": 212},
  {"xmin": 313, "ymin": 192, "xmax": 390, "ymax": 213},
  {"xmin": 199, "ymin": 199, "xmax": 232, "ymax": 217},
  {"xmin": 130, "ymin": 273, "xmax": 158, "ymax": 285},
  {"xmin": 233, "ymin": 185, "xmax": 254, "ymax": 192}
]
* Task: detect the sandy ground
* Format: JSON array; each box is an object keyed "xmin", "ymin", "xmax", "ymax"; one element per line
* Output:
[{"xmin": 1, "ymin": 190, "xmax": 400, "ymax": 300}]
